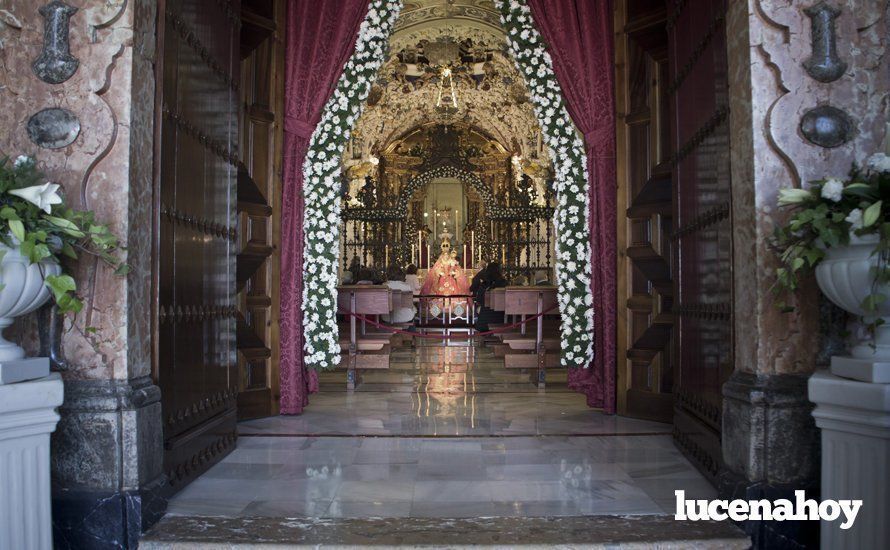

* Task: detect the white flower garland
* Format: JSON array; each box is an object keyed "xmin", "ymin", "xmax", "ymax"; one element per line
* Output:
[
  {"xmin": 494, "ymin": 0, "xmax": 594, "ymax": 368},
  {"xmin": 302, "ymin": 0, "xmax": 402, "ymax": 369}
]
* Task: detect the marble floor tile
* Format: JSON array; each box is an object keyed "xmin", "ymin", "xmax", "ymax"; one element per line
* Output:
[
  {"xmin": 326, "ymin": 500, "xmax": 413, "ymax": 518},
  {"xmin": 336, "ymin": 480, "xmax": 415, "ymax": 502},
  {"xmin": 633, "ymin": 476, "xmax": 719, "ymax": 503},
  {"xmin": 164, "ymin": 497, "xmax": 252, "ymax": 517},
  {"xmin": 164, "ymin": 342, "xmax": 716, "ymax": 522},
  {"xmin": 412, "ymin": 480, "xmax": 494, "ymax": 502},
  {"xmin": 239, "ymin": 499, "xmax": 333, "ymax": 518},
  {"xmin": 199, "ymin": 461, "xmax": 287, "ymax": 480}
]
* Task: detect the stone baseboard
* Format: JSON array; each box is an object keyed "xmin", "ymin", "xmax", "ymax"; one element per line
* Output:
[
  {"xmin": 718, "ymin": 472, "xmax": 819, "ymax": 550},
  {"xmin": 720, "ymin": 371, "xmax": 821, "ymax": 549},
  {"xmin": 722, "ymin": 371, "xmax": 819, "ymax": 483},
  {"xmin": 51, "ymin": 375, "xmax": 167, "ymax": 549},
  {"xmin": 53, "ymin": 474, "xmax": 167, "ymax": 550}
]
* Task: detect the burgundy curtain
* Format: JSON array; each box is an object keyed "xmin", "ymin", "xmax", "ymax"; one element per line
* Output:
[
  {"xmin": 279, "ymin": 1, "xmax": 369, "ymax": 414},
  {"xmin": 527, "ymin": 0, "xmax": 617, "ymax": 413}
]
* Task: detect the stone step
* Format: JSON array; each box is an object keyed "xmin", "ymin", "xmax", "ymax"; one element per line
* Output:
[{"xmin": 141, "ymin": 515, "xmax": 750, "ymax": 549}]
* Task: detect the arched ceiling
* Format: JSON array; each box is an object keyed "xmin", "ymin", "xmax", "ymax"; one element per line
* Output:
[{"xmin": 348, "ymin": 0, "xmax": 549, "ymax": 163}]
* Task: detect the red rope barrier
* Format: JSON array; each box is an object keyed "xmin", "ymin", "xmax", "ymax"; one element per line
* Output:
[{"xmin": 338, "ymin": 304, "xmax": 558, "ymax": 340}]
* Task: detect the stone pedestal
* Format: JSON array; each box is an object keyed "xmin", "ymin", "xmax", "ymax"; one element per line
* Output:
[
  {"xmin": 51, "ymin": 376, "xmax": 167, "ymax": 549},
  {"xmin": 0, "ymin": 373, "xmax": 63, "ymax": 550},
  {"xmin": 0, "ymin": 357, "xmax": 50, "ymax": 385},
  {"xmin": 720, "ymin": 371, "xmax": 820, "ymax": 549},
  {"xmin": 809, "ymin": 371, "xmax": 890, "ymax": 550},
  {"xmin": 830, "ymin": 356, "xmax": 890, "ymax": 383}
]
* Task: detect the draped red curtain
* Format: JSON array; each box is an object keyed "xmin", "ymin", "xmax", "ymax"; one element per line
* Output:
[
  {"xmin": 527, "ymin": 0, "xmax": 617, "ymax": 413},
  {"xmin": 279, "ymin": 0, "xmax": 369, "ymax": 414}
]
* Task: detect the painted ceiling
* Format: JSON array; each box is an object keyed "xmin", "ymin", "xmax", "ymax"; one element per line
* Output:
[{"xmin": 348, "ymin": 0, "xmax": 549, "ymax": 164}]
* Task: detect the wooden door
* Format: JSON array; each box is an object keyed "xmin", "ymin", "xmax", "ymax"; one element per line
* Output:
[
  {"xmin": 615, "ymin": 0, "xmax": 674, "ymax": 423},
  {"xmin": 156, "ymin": 0, "xmax": 241, "ymax": 492},
  {"xmin": 667, "ymin": 0, "xmax": 733, "ymax": 482},
  {"xmin": 236, "ymin": 0, "xmax": 285, "ymax": 419}
]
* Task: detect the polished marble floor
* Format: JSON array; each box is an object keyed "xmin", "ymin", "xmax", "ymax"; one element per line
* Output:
[{"xmin": 167, "ymin": 341, "xmax": 716, "ymax": 519}]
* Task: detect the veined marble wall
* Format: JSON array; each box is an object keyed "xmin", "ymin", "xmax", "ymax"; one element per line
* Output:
[
  {"xmin": 728, "ymin": 0, "xmax": 889, "ymax": 376},
  {"xmin": 0, "ymin": 2, "xmax": 162, "ymax": 546},
  {"xmin": 0, "ymin": 0, "xmax": 153, "ymax": 381},
  {"xmin": 721, "ymin": 4, "xmax": 888, "ymax": 545}
]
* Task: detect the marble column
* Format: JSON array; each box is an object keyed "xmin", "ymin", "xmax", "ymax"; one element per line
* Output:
[
  {"xmin": 0, "ymin": 1, "xmax": 163, "ymax": 548},
  {"xmin": 721, "ymin": 1, "xmax": 889, "ymax": 548}
]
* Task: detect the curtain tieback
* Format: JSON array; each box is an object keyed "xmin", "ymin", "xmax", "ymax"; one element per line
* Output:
[{"xmin": 285, "ymin": 116, "xmax": 317, "ymax": 139}]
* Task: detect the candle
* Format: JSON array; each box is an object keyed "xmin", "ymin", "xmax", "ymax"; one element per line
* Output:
[
  {"xmin": 463, "ymin": 244, "xmax": 467, "ymax": 270},
  {"xmin": 426, "ymin": 244, "xmax": 431, "ymax": 269},
  {"xmin": 385, "ymin": 245, "xmax": 389, "ymax": 267},
  {"xmin": 470, "ymin": 231, "xmax": 475, "ymax": 266},
  {"xmin": 501, "ymin": 244, "xmax": 506, "ymax": 265}
]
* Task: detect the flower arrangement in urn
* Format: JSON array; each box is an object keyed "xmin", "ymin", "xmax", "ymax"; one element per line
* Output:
[
  {"xmin": 0, "ymin": 155, "xmax": 125, "ymax": 365},
  {"xmin": 772, "ymin": 153, "xmax": 890, "ymax": 381}
]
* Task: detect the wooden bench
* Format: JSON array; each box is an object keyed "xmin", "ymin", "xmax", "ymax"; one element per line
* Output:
[
  {"xmin": 337, "ymin": 285, "xmax": 395, "ymax": 390},
  {"xmin": 502, "ymin": 286, "xmax": 560, "ymax": 388},
  {"xmin": 484, "ymin": 288, "xmax": 512, "ymax": 351}
]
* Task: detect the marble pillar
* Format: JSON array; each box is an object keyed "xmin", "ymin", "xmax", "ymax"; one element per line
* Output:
[
  {"xmin": 722, "ymin": 1, "xmax": 889, "ymax": 548},
  {"xmin": 0, "ymin": 1, "xmax": 162, "ymax": 548}
]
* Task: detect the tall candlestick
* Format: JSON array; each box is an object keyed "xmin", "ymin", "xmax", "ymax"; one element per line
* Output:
[
  {"xmin": 463, "ymin": 244, "xmax": 467, "ymax": 270},
  {"xmin": 470, "ymin": 231, "xmax": 475, "ymax": 266},
  {"xmin": 426, "ymin": 244, "xmax": 431, "ymax": 269},
  {"xmin": 501, "ymin": 244, "xmax": 506, "ymax": 266},
  {"xmin": 385, "ymin": 245, "xmax": 389, "ymax": 267}
]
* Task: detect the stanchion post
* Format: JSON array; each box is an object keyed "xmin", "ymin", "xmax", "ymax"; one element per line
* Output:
[
  {"xmin": 536, "ymin": 290, "xmax": 546, "ymax": 390},
  {"xmin": 347, "ymin": 290, "xmax": 358, "ymax": 391}
]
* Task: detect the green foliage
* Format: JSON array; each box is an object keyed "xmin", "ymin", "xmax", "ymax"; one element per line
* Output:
[
  {"xmin": 772, "ymin": 163, "xmax": 890, "ymax": 321},
  {"xmin": 0, "ymin": 156, "xmax": 126, "ymax": 314}
]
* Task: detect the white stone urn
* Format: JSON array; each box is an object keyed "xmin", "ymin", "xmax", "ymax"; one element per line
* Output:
[
  {"xmin": 815, "ymin": 233, "xmax": 890, "ymax": 382},
  {"xmin": 0, "ymin": 242, "xmax": 60, "ymax": 363}
]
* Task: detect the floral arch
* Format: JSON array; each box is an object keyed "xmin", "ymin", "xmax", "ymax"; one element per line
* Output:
[{"xmin": 298, "ymin": 0, "xmax": 594, "ymax": 379}]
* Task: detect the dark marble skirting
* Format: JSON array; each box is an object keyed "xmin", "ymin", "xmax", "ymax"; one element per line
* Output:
[
  {"xmin": 51, "ymin": 375, "xmax": 168, "ymax": 549},
  {"xmin": 720, "ymin": 371, "xmax": 820, "ymax": 549},
  {"xmin": 53, "ymin": 476, "xmax": 168, "ymax": 549}
]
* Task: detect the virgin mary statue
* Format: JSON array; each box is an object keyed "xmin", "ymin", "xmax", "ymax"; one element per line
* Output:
[{"xmin": 421, "ymin": 236, "xmax": 470, "ymax": 296}]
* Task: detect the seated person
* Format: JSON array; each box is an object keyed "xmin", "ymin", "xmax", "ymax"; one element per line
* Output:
[
  {"xmin": 405, "ymin": 264, "xmax": 422, "ymax": 295},
  {"xmin": 382, "ymin": 266, "xmax": 416, "ymax": 324},
  {"xmin": 472, "ymin": 262, "xmax": 507, "ymax": 332},
  {"xmin": 354, "ymin": 267, "xmax": 375, "ymax": 285}
]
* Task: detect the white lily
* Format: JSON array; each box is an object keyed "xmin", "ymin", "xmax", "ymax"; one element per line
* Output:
[{"xmin": 9, "ymin": 182, "xmax": 63, "ymax": 214}]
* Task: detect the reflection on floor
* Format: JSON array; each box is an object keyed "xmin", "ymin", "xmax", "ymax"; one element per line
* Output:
[{"xmin": 166, "ymin": 341, "xmax": 717, "ymax": 519}]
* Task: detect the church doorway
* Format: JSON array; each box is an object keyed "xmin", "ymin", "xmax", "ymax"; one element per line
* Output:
[{"xmin": 152, "ymin": 0, "xmax": 732, "ymax": 521}]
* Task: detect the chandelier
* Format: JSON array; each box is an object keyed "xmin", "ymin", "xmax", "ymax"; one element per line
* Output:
[{"xmin": 435, "ymin": 67, "xmax": 459, "ymax": 118}]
